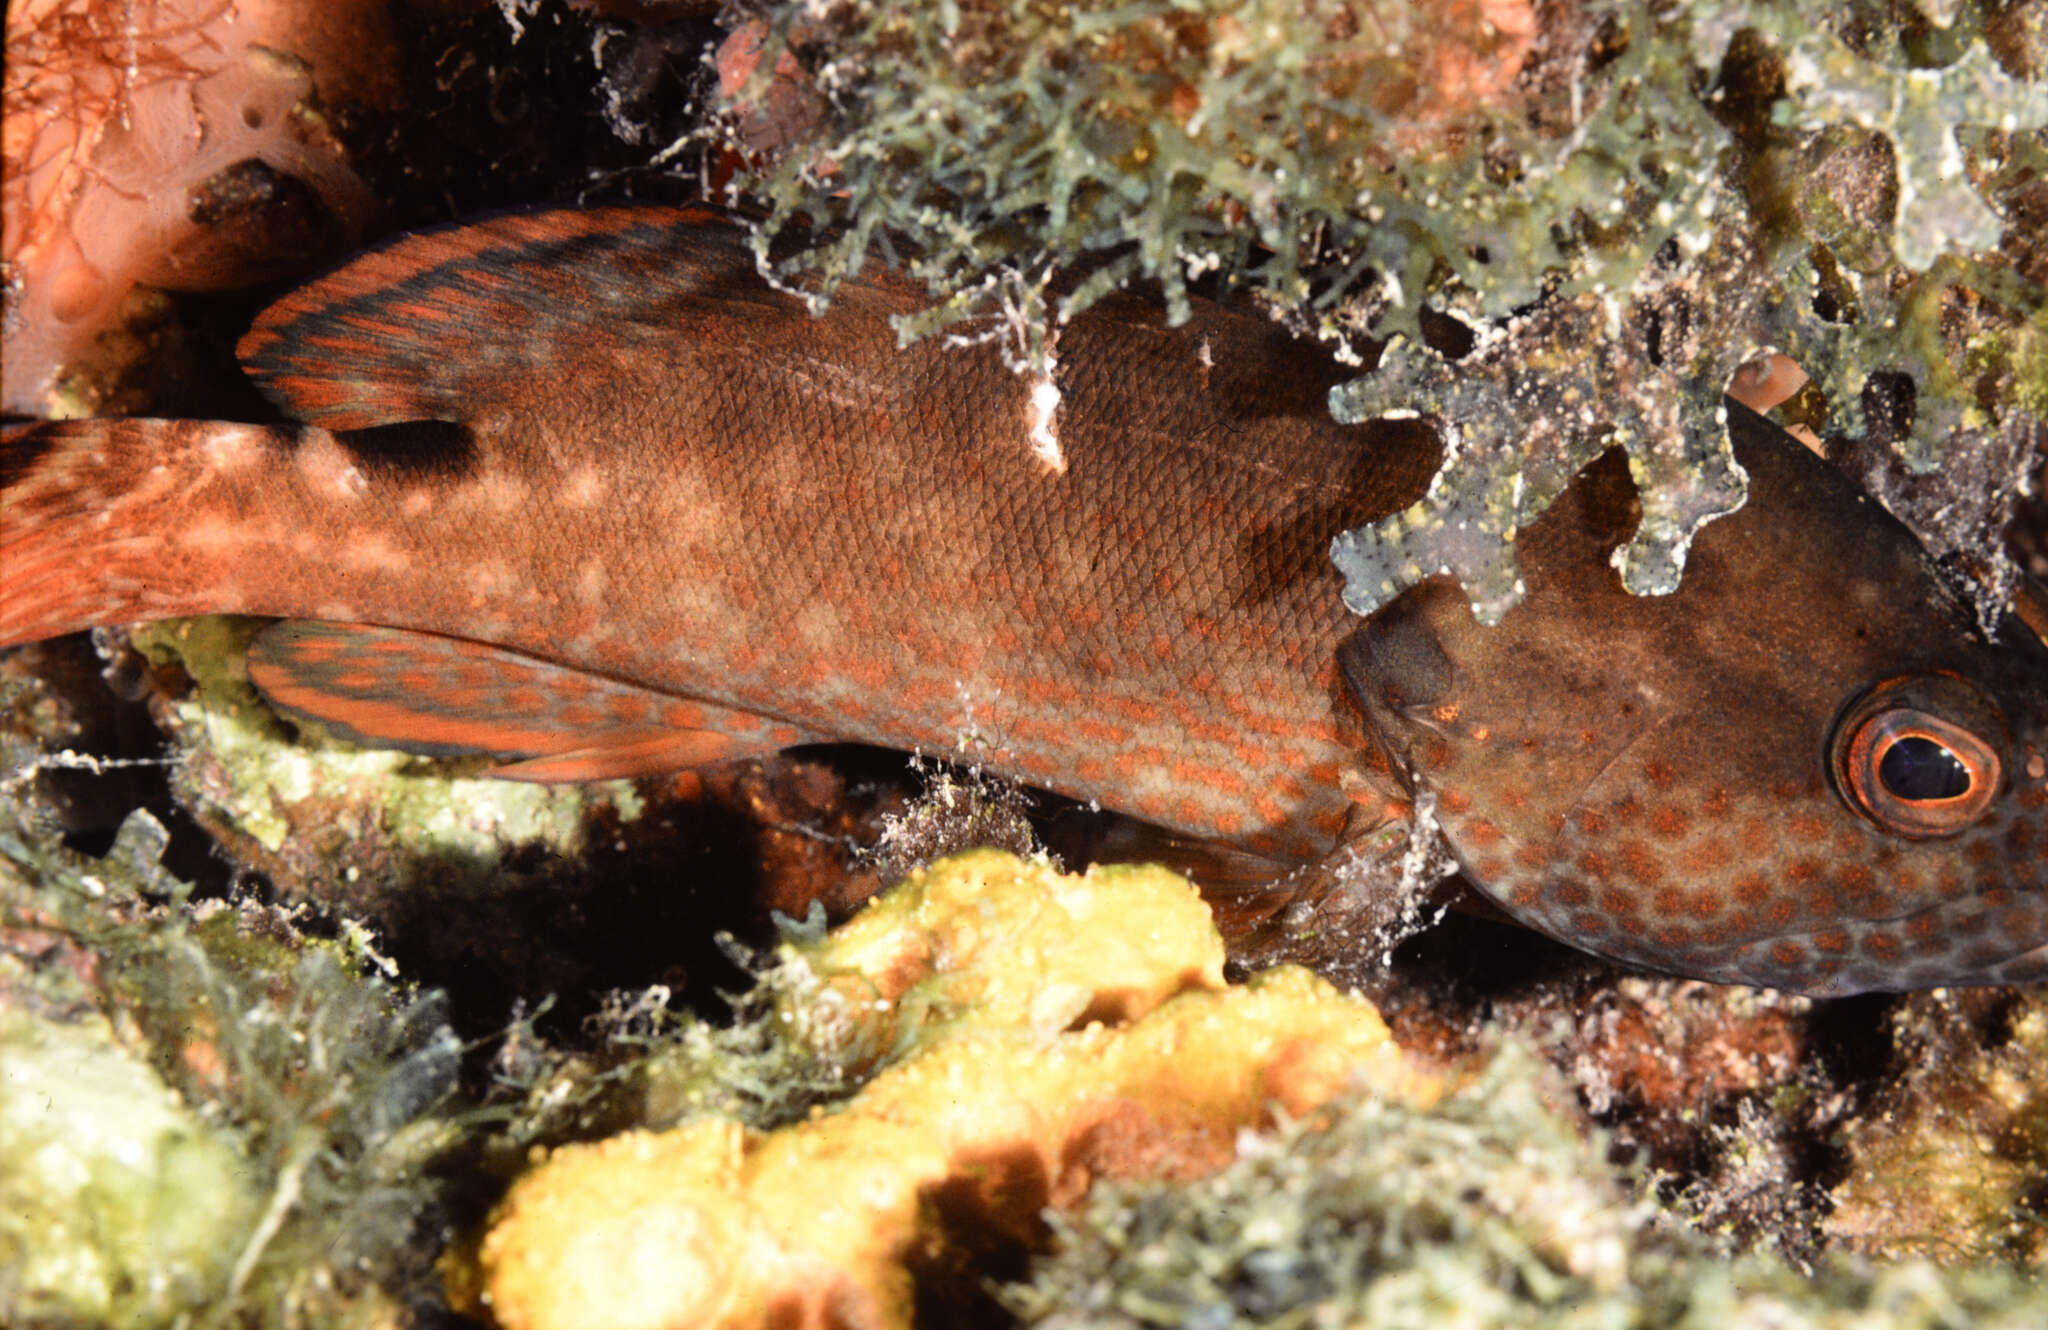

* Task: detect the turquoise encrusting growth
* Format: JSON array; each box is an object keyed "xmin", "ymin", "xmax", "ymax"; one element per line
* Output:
[
  {"xmin": 1327, "ymin": 281, "xmax": 1752, "ymax": 625},
  {"xmin": 714, "ymin": 0, "xmax": 2046, "ymax": 621}
]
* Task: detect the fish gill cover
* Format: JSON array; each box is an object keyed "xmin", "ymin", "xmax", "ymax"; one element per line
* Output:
[{"xmin": 711, "ymin": 0, "xmax": 2047, "ymax": 625}]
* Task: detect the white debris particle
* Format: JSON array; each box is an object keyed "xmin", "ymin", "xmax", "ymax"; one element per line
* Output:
[{"xmin": 1026, "ymin": 369, "xmax": 1065, "ymax": 475}]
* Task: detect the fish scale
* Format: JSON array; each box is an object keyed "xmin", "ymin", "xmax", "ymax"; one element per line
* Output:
[{"xmin": 3, "ymin": 205, "xmax": 2045, "ymax": 995}]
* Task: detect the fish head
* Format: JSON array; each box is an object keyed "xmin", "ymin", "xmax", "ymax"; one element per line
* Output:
[{"xmin": 1343, "ymin": 411, "xmax": 2048, "ymax": 995}]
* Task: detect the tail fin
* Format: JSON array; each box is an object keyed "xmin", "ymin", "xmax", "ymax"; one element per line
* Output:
[{"xmin": 2, "ymin": 418, "xmax": 294, "ymax": 645}]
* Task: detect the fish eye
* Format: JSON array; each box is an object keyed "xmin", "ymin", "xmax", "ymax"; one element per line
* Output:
[
  {"xmin": 1877, "ymin": 734, "xmax": 1971, "ymax": 801},
  {"xmin": 1831, "ymin": 675, "xmax": 2005, "ymax": 838}
]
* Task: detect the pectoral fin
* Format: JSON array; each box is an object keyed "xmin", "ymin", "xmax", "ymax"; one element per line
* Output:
[{"xmin": 247, "ymin": 620, "xmax": 808, "ymax": 781}]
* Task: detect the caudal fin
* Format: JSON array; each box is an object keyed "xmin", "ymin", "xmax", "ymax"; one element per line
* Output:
[{"xmin": 1, "ymin": 417, "xmax": 296, "ymax": 645}]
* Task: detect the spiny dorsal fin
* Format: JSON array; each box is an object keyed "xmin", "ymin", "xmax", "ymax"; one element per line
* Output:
[
  {"xmin": 236, "ymin": 205, "xmax": 770, "ymax": 430},
  {"xmin": 249, "ymin": 620, "xmax": 809, "ymax": 782}
]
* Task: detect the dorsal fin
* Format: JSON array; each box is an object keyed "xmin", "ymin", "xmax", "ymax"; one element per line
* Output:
[
  {"xmin": 235, "ymin": 205, "xmax": 771, "ymax": 429},
  {"xmin": 248, "ymin": 620, "xmax": 811, "ymax": 782}
]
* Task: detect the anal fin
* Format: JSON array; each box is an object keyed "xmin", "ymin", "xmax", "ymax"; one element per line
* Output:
[{"xmin": 247, "ymin": 620, "xmax": 808, "ymax": 782}]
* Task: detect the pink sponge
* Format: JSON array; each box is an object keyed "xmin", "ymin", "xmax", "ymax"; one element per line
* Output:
[{"xmin": 3, "ymin": 0, "xmax": 397, "ymax": 416}]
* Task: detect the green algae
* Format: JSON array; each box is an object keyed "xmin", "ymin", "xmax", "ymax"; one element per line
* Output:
[
  {"xmin": 496, "ymin": 849, "xmax": 1165, "ymax": 1150},
  {"xmin": 714, "ymin": 0, "xmax": 2046, "ymax": 624},
  {"xmin": 1327, "ymin": 274, "xmax": 1754, "ymax": 623},
  {"xmin": 0, "ymin": 1007, "xmax": 259, "ymax": 1328},
  {"xmin": 1763, "ymin": 18, "xmax": 2048, "ymax": 273},
  {"xmin": 1002, "ymin": 1041, "xmax": 2048, "ymax": 1329},
  {"xmin": 0, "ymin": 789, "xmax": 462, "ymax": 1328},
  {"xmin": 491, "ymin": 916, "xmax": 884, "ymax": 1151},
  {"xmin": 7, "ymin": 749, "xmax": 2048, "ymax": 1330},
  {"xmin": 718, "ymin": 0, "xmax": 1729, "ymax": 356}
]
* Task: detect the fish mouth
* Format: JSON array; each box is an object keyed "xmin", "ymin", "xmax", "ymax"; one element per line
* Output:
[
  {"xmin": 2012, "ymin": 575, "xmax": 2048, "ymax": 652},
  {"xmin": 1549, "ymin": 706, "xmax": 1674, "ymax": 837},
  {"xmin": 1980, "ymin": 939, "xmax": 2048, "ymax": 987}
]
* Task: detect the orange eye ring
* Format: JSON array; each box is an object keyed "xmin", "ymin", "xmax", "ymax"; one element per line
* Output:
[{"xmin": 1832, "ymin": 676, "xmax": 2005, "ymax": 839}]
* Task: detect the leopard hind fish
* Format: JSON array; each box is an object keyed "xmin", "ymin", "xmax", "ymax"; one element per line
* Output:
[
  {"xmin": 1338, "ymin": 402, "xmax": 2048, "ymax": 996},
  {"xmin": 3, "ymin": 205, "xmax": 2043, "ymax": 995}
]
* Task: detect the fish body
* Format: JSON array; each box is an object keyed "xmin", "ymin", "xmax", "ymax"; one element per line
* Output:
[{"xmin": 3, "ymin": 206, "xmax": 2044, "ymax": 995}]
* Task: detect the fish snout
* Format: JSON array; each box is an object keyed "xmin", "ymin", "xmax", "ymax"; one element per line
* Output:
[{"xmin": 1411, "ymin": 667, "xmax": 2047, "ymax": 996}]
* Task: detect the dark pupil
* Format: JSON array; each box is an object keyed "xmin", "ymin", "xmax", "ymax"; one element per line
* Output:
[{"xmin": 1878, "ymin": 736, "xmax": 1972, "ymax": 802}]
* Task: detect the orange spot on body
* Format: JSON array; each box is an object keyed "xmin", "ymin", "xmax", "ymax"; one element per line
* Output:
[
  {"xmin": 659, "ymin": 700, "xmax": 705, "ymax": 728},
  {"xmin": 1617, "ymin": 840, "xmax": 1662, "ymax": 888},
  {"xmin": 1682, "ymin": 838, "xmax": 1735, "ymax": 874},
  {"xmin": 1170, "ymin": 760, "xmax": 1248, "ymax": 796}
]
